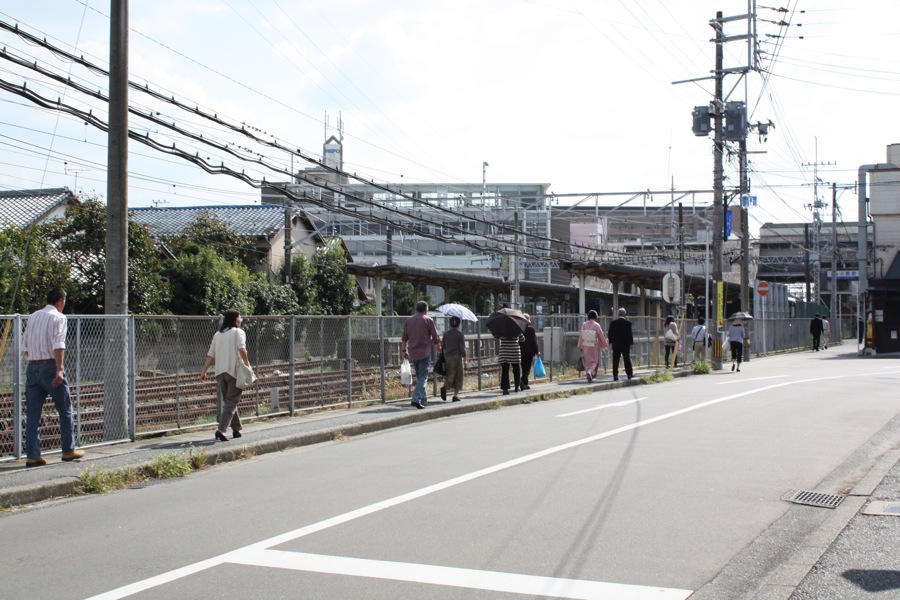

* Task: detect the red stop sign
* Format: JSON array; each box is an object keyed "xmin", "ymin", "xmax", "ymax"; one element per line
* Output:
[{"xmin": 757, "ymin": 281, "xmax": 770, "ymax": 297}]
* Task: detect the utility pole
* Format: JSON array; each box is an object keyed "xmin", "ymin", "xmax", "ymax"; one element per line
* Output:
[
  {"xmin": 802, "ymin": 141, "xmax": 835, "ymax": 308},
  {"xmin": 739, "ymin": 139, "xmax": 750, "ymax": 314},
  {"xmin": 105, "ymin": 0, "xmax": 129, "ymax": 441},
  {"xmin": 804, "ymin": 224, "xmax": 811, "ymax": 303},
  {"xmin": 831, "ymin": 182, "xmax": 838, "ymax": 321},
  {"xmin": 711, "ymin": 11, "xmax": 725, "ymax": 370}
]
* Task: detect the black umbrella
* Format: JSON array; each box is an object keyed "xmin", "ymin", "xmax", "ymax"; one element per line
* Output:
[
  {"xmin": 727, "ymin": 311, "xmax": 754, "ymax": 321},
  {"xmin": 486, "ymin": 308, "xmax": 528, "ymax": 338}
]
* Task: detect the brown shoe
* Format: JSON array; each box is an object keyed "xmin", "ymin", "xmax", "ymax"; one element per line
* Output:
[
  {"xmin": 26, "ymin": 457, "xmax": 47, "ymax": 468},
  {"xmin": 61, "ymin": 449, "xmax": 85, "ymax": 461}
]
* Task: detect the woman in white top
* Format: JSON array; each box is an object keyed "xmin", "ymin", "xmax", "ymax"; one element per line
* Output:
[
  {"xmin": 200, "ymin": 309, "xmax": 251, "ymax": 442},
  {"xmin": 726, "ymin": 319, "xmax": 747, "ymax": 372}
]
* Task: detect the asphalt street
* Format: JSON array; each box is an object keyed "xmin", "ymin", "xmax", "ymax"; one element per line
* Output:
[{"xmin": 1, "ymin": 346, "xmax": 899, "ymax": 600}]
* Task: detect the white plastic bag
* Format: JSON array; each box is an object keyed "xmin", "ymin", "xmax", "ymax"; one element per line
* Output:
[{"xmin": 400, "ymin": 359, "xmax": 412, "ymax": 385}]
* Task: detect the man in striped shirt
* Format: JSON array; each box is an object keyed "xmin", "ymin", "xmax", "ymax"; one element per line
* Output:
[{"xmin": 23, "ymin": 287, "xmax": 84, "ymax": 467}]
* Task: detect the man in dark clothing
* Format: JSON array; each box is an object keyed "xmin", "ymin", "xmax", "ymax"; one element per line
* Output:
[
  {"xmin": 518, "ymin": 314, "xmax": 540, "ymax": 390},
  {"xmin": 606, "ymin": 307, "xmax": 635, "ymax": 381},
  {"xmin": 810, "ymin": 313, "xmax": 824, "ymax": 351}
]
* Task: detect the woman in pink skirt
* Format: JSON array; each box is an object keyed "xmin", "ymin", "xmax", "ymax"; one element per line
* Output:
[{"xmin": 578, "ymin": 310, "xmax": 609, "ymax": 382}]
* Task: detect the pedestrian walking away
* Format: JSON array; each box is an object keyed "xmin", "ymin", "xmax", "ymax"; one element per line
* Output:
[
  {"xmin": 663, "ymin": 314, "xmax": 679, "ymax": 368},
  {"xmin": 822, "ymin": 316, "xmax": 830, "ymax": 349},
  {"xmin": 519, "ymin": 313, "xmax": 540, "ymax": 390},
  {"xmin": 727, "ymin": 318, "xmax": 748, "ymax": 372},
  {"xmin": 606, "ymin": 308, "xmax": 634, "ymax": 381},
  {"xmin": 577, "ymin": 310, "xmax": 608, "ymax": 382},
  {"xmin": 690, "ymin": 316, "xmax": 708, "ymax": 363},
  {"xmin": 497, "ymin": 333, "xmax": 524, "ymax": 395},
  {"xmin": 401, "ymin": 301, "xmax": 442, "ymax": 408},
  {"xmin": 810, "ymin": 313, "xmax": 824, "ymax": 351},
  {"xmin": 23, "ymin": 287, "xmax": 84, "ymax": 467},
  {"xmin": 201, "ymin": 309, "xmax": 253, "ymax": 442},
  {"xmin": 441, "ymin": 315, "xmax": 467, "ymax": 402}
]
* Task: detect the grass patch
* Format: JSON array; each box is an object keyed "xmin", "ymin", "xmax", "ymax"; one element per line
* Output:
[
  {"xmin": 146, "ymin": 452, "xmax": 194, "ymax": 479},
  {"xmin": 233, "ymin": 445, "xmax": 257, "ymax": 460},
  {"xmin": 489, "ymin": 400, "xmax": 504, "ymax": 410},
  {"xmin": 692, "ymin": 360, "xmax": 712, "ymax": 374},
  {"xmin": 332, "ymin": 430, "xmax": 349, "ymax": 441},
  {"xmin": 75, "ymin": 466, "xmax": 147, "ymax": 494},
  {"xmin": 640, "ymin": 370, "xmax": 675, "ymax": 385},
  {"xmin": 189, "ymin": 447, "xmax": 209, "ymax": 470}
]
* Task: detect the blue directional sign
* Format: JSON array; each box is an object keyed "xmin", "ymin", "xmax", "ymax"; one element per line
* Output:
[{"xmin": 725, "ymin": 211, "xmax": 732, "ymax": 237}]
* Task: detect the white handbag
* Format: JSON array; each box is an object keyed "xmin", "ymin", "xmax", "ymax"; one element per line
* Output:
[
  {"xmin": 235, "ymin": 360, "xmax": 257, "ymax": 389},
  {"xmin": 665, "ymin": 328, "xmax": 678, "ymax": 342}
]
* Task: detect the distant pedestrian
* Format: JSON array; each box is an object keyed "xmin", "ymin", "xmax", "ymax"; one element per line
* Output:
[
  {"xmin": 201, "ymin": 309, "xmax": 252, "ymax": 441},
  {"xmin": 23, "ymin": 287, "xmax": 84, "ymax": 467},
  {"xmin": 822, "ymin": 317, "xmax": 830, "ymax": 349},
  {"xmin": 663, "ymin": 315, "xmax": 679, "ymax": 368},
  {"xmin": 810, "ymin": 313, "xmax": 824, "ymax": 351},
  {"xmin": 497, "ymin": 333, "xmax": 524, "ymax": 395},
  {"xmin": 441, "ymin": 316, "xmax": 467, "ymax": 402},
  {"xmin": 690, "ymin": 317, "xmax": 708, "ymax": 362},
  {"xmin": 607, "ymin": 308, "xmax": 634, "ymax": 381},
  {"xmin": 727, "ymin": 319, "xmax": 747, "ymax": 372},
  {"xmin": 578, "ymin": 310, "xmax": 608, "ymax": 382},
  {"xmin": 401, "ymin": 301, "xmax": 442, "ymax": 409},
  {"xmin": 519, "ymin": 314, "xmax": 540, "ymax": 390}
]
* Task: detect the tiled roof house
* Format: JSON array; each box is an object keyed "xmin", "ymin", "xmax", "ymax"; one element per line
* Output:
[
  {"xmin": 130, "ymin": 204, "xmax": 321, "ymax": 281},
  {"xmin": 0, "ymin": 187, "xmax": 80, "ymax": 227}
]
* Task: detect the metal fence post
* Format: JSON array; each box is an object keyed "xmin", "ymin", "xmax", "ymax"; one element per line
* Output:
[
  {"xmin": 128, "ymin": 315, "xmax": 136, "ymax": 441},
  {"xmin": 289, "ymin": 316, "xmax": 295, "ymax": 415},
  {"xmin": 75, "ymin": 316, "xmax": 83, "ymax": 446},
  {"xmin": 346, "ymin": 316, "xmax": 353, "ymax": 407},
  {"xmin": 12, "ymin": 314, "xmax": 22, "ymax": 459},
  {"xmin": 477, "ymin": 323, "xmax": 483, "ymax": 391},
  {"xmin": 378, "ymin": 315, "xmax": 386, "ymax": 403}
]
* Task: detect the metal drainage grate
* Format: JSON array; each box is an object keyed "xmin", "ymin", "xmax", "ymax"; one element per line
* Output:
[{"xmin": 787, "ymin": 489, "xmax": 845, "ymax": 509}]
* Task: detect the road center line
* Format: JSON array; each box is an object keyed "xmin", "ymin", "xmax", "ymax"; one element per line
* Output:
[
  {"xmin": 229, "ymin": 548, "xmax": 692, "ymax": 600},
  {"xmin": 86, "ymin": 370, "xmax": 886, "ymax": 600},
  {"xmin": 556, "ymin": 398, "xmax": 647, "ymax": 417}
]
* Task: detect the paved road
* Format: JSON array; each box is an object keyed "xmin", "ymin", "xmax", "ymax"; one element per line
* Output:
[{"xmin": 2, "ymin": 348, "xmax": 899, "ymax": 599}]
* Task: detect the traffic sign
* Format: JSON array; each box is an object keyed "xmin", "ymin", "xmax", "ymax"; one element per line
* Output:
[{"xmin": 757, "ymin": 281, "xmax": 770, "ymax": 297}]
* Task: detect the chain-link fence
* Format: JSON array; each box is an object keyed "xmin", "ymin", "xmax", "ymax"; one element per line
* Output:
[{"xmin": 0, "ymin": 313, "xmax": 837, "ymax": 461}]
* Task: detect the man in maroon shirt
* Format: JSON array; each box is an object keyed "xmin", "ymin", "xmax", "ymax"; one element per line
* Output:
[{"xmin": 401, "ymin": 301, "xmax": 442, "ymax": 408}]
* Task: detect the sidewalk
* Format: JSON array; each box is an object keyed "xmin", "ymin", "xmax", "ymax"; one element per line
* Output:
[
  {"xmin": 0, "ymin": 366, "xmax": 665, "ymax": 506},
  {"xmin": 3, "ymin": 353, "xmax": 899, "ymax": 599}
]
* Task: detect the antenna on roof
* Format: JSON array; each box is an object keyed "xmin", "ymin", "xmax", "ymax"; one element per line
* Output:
[{"xmin": 151, "ymin": 199, "xmax": 169, "ymax": 209}]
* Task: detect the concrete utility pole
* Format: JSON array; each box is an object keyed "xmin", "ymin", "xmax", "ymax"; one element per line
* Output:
[
  {"xmin": 105, "ymin": 0, "xmax": 129, "ymax": 440},
  {"xmin": 739, "ymin": 139, "xmax": 750, "ymax": 315},
  {"xmin": 711, "ymin": 11, "xmax": 725, "ymax": 370}
]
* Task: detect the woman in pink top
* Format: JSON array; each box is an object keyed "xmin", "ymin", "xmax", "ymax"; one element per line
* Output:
[{"xmin": 578, "ymin": 310, "xmax": 608, "ymax": 382}]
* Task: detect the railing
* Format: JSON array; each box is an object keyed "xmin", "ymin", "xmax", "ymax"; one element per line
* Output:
[{"xmin": 0, "ymin": 314, "xmax": 834, "ymax": 461}]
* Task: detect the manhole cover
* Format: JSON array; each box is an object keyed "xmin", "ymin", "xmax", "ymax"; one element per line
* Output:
[{"xmin": 787, "ymin": 489, "xmax": 845, "ymax": 509}]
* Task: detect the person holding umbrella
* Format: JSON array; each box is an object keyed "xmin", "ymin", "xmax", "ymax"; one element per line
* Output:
[
  {"xmin": 577, "ymin": 310, "xmax": 608, "ymax": 383},
  {"xmin": 485, "ymin": 307, "xmax": 529, "ymax": 395},
  {"xmin": 441, "ymin": 316, "xmax": 467, "ymax": 402},
  {"xmin": 727, "ymin": 317, "xmax": 748, "ymax": 371},
  {"xmin": 519, "ymin": 314, "xmax": 540, "ymax": 390}
]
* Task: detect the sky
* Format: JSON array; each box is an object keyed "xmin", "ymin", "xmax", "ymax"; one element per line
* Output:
[{"xmin": 1, "ymin": 0, "xmax": 899, "ymax": 239}]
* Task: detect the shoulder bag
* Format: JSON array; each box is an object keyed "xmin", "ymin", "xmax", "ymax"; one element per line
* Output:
[{"xmin": 235, "ymin": 360, "xmax": 257, "ymax": 389}]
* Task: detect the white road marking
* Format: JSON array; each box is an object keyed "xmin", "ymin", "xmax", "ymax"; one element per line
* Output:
[
  {"xmin": 230, "ymin": 549, "xmax": 693, "ymax": 600},
  {"xmin": 556, "ymin": 398, "xmax": 647, "ymax": 417},
  {"xmin": 715, "ymin": 375, "xmax": 787, "ymax": 385},
  {"xmin": 87, "ymin": 370, "xmax": 890, "ymax": 600}
]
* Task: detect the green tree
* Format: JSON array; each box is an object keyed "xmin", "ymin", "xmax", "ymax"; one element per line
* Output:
[
  {"xmin": 281, "ymin": 253, "xmax": 317, "ymax": 314},
  {"xmin": 390, "ymin": 282, "xmax": 415, "ymax": 316},
  {"xmin": 42, "ymin": 198, "xmax": 170, "ymax": 314},
  {"xmin": 163, "ymin": 212, "xmax": 261, "ymax": 271},
  {"xmin": 162, "ymin": 244, "xmax": 253, "ymax": 315},
  {"xmin": 313, "ymin": 243, "xmax": 355, "ymax": 315},
  {"xmin": 0, "ymin": 224, "xmax": 70, "ymax": 314},
  {"xmin": 246, "ymin": 272, "xmax": 300, "ymax": 315}
]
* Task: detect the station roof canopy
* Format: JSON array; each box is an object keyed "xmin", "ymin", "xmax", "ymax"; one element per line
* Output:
[{"xmin": 345, "ymin": 263, "xmax": 602, "ymax": 300}]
